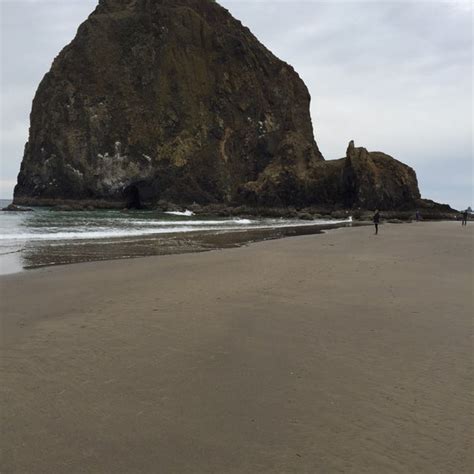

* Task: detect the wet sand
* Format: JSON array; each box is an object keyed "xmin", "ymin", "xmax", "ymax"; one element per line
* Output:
[{"xmin": 1, "ymin": 222, "xmax": 472, "ymax": 473}]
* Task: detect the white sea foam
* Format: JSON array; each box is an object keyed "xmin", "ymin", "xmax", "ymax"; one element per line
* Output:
[
  {"xmin": 164, "ymin": 210, "xmax": 194, "ymax": 216},
  {"xmin": 126, "ymin": 219, "xmax": 254, "ymax": 226},
  {"xmin": 0, "ymin": 227, "xmax": 217, "ymax": 241},
  {"xmin": 234, "ymin": 218, "xmax": 252, "ymax": 224}
]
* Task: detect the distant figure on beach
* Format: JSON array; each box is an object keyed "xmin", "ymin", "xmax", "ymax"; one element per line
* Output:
[
  {"xmin": 415, "ymin": 210, "xmax": 421, "ymax": 222},
  {"xmin": 373, "ymin": 210, "xmax": 380, "ymax": 235},
  {"xmin": 461, "ymin": 210, "xmax": 468, "ymax": 226}
]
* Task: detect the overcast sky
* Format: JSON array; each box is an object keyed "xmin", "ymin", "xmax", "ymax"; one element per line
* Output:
[{"xmin": 1, "ymin": 0, "xmax": 472, "ymax": 209}]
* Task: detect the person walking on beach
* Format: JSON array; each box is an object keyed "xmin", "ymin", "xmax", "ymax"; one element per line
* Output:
[
  {"xmin": 415, "ymin": 210, "xmax": 421, "ymax": 222},
  {"xmin": 461, "ymin": 210, "xmax": 468, "ymax": 226},
  {"xmin": 373, "ymin": 209, "xmax": 380, "ymax": 235}
]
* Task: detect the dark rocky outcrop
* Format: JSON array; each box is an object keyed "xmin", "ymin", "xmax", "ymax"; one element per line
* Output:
[
  {"xmin": 1, "ymin": 204, "xmax": 33, "ymax": 212},
  {"xmin": 13, "ymin": 0, "xmax": 445, "ymax": 213},
  {"xmin": 306, "ymin": 141, "xmax": 421, "ymax": 211},
  {"xmin": 341, "ymin": 141, "xmax": 421, "ymax": 210},
  {"xmin": 257, "ymin": 140, "xmax": 422, "ymax": 211},
  {"xmin": 14, "ymin": 0, "xmax": 322, "ymax": 208}
]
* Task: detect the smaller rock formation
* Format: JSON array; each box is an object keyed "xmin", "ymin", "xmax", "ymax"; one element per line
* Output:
[
  {"xmin": 308, "ymin": 141, "xmax": 421, "ymax": 210},
  {"xmin": 341, "ymin": 140, "xmax": 421, "ymax": 209},
  {"xmin": 1, "ymin": 204, "xmax": 33, "ymax": 212}
]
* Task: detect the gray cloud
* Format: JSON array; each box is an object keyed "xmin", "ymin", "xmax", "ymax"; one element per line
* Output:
[{"xmin": 1, "ymin": 0, "xmax": 472, "ymax": 209}]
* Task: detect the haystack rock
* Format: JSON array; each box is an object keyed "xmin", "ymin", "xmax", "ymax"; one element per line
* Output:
[
  {"xmin": 14, "ymin": 0, "xmax": 426, "ymax": 211},
  {"xmin": 14, "ymin": 0, "xmax": 323, "ymax": 208}
]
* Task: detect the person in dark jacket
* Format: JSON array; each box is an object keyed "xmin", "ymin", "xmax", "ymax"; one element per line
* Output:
[
  {"xmin": 373, "ymin": 210, "xmax": 380, "ymax": 235},
  {"xmin": 462, "ymin": 210, "xmax": 468, "ymax": 226}
]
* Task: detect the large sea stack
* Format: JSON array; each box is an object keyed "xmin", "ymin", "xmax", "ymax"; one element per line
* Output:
[{"xmin": 14, "ymin": 0, "xmax": 425, "ymax": 211}]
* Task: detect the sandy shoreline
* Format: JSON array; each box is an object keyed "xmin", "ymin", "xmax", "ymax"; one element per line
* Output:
[{"xmin": 1, "ymin": 222, "xmax": 472, "ymax": 473}]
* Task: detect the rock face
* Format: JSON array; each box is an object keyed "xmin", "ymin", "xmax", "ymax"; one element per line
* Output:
[
  {"xmin": 293, "ymin": 140, "xmax": 421, "ymax": 210},
  {"xmin": 341, "ymin": 140, "xmax": 421, "ymax": 209},
  {"xmin": 14, "ymin": 0, "xmax": 424, "ymax": 211},
  {"xmin": 14, "ymin": 0, "xmax": 323, "ymax": 208},
  {"xmin": 1, "ymin": 204, "xmax": 33, "ymax": 212}
]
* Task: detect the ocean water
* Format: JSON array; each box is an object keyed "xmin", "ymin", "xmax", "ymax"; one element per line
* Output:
[{"xmin": 0, "ymin": 199, "xmax": 351, "ymax": 274}]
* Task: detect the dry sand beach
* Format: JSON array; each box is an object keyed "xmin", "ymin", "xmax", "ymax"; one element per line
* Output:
[{"xmin": 1, "ymin": 221, "xmax": 472, "ymax": 473}]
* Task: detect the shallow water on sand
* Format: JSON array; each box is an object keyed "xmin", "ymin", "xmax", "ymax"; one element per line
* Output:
[{"xmin": 0, "ymin": 199, "xmax": 352, "ymax": 274}]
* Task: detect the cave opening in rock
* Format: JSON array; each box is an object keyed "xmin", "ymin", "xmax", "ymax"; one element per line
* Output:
[{"xmin": 125, "ymin": 184, "xmax": 142, "ymax": 209}]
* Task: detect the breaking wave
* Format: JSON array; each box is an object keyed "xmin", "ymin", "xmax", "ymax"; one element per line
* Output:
[{"xmin": 164, "ymin": 210, "xmax": 194, "ymax": 217}]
